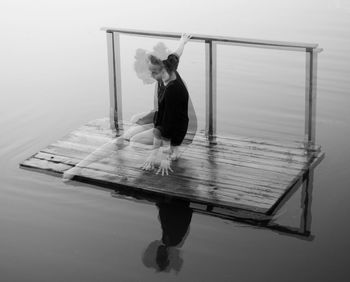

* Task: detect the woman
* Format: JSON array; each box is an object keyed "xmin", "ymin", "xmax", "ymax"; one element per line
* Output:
[
  {"xmin": 120, "ymin": 34, "xmax": 196, "ymax": 175},
  {"xmin": 117, "ymin": 33, "xmax": 193, "ymax": 153},
  {"xmin": 62, "ymin": 34, "xmax": 195, "ymax": 181},
  {"xmin": 140, "ymin": 34, "xmax": 199, "ymax": 175}
]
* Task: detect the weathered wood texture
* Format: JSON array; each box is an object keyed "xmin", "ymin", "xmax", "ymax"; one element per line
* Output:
[{"xmin": 19, "ymin": 118, "xmax": 323, "ymax": 214}]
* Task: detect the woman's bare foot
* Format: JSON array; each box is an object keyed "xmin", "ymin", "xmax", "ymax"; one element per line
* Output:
[{"xmin": 62, "ymin": 168, "xmax": 77, "ymax": 181}]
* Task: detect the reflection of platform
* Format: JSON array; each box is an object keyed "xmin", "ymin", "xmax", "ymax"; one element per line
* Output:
[{"xmin": 19, "ymin": 118, "xmax": 324, "ymax": 215}]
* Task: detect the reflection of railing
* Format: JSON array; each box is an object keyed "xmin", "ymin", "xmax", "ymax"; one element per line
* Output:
[{"xmin": 101, "ymin": 27, "xmax": 323, "ymax": 145}]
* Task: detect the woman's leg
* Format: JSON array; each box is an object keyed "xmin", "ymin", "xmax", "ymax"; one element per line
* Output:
[
  {"xmin": 63, "ymin": 124, "xmax": 153, "ymax": 181},
  {"xmin": 122, "ymin": 123, "xmax": 153, "ymax": 140},
  {"xmin": 130, "ymin": 127, "xmax": 155, "ymax": 146},
  {"xmin": 62, "ymin": 138, "xmax": 119, "ymax": 180},
  {"xmin": 116, "ymin": 111, "xmax": 153, "ymax": 144}
]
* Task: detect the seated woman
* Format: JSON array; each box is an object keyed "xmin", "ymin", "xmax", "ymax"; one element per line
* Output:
[
  {"xmin": 116, "ymin": 33, "xmax": 195, "ymax": 162},
  {"xmin": 141, "ymin": 48, "xmax": 195, "ymax": 175},
  {"xmin": 62, "ymin": 34, "xmax": 196, "ymax": 180}
]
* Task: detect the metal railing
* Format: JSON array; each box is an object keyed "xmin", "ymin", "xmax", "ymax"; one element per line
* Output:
[{"xmin": 101, "ymin": 27, "xmax": 323, "ymax": 145}]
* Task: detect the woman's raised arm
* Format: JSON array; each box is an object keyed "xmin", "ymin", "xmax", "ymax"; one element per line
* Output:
[{"xmin": 173, "ymin": 33, "xmax": 192, "ymax": 58}]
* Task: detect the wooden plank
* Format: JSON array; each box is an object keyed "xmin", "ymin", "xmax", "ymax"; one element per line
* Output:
[
  {"xmin": 42, "ymin": 139, "xmax": 298, "ymax": 184},
  {"xmin": 79, "ymin": 149, "xmax": 282, "ymax": 199},
  {"xmin": 20, "ymin": 158, "xmax": 73, "ymax": 173},
  {"xmin": 200, "ymin": 132, "xmax": 320, "ymax": 150},
  {"xmin": 58, "ymin": 155, "xmax": 276, "ymax": 208},
  {"xmin": 79, "ymin": 119, "xmax": 318, "ymax": 154},
  {"xmin": 55, "ymin": 127, "xmax": 309, "ymax": 175},
  {"xmin": 49, "ymin": 146, "xmax": 280, "ymax": 202},
  {"xmin": 45, "ymin": 136, "xmax": 302, "ymax": 185},
  {"xmin": 59, "ymin": 129, "xmax": 310, "ymax": 174},
  {"xmin": 65, "ymin": 160, "xmax": 281, "ymax": 202},
  {"xmin": 181, "ymin": 146, "xmax": 308, "ymax": 171},
  {"xmin": 41, "ymin": 139, "xmax": 297, "ymax": 190},
  {"xmin": 19, "ymin": 152, "xmax": 288, "ymax": 214},
  {"xmin": 36, "ymin": 149, "xmax": 293, "ymax": 192},
  {"xmin": 31, "ymin": 150, "xmax": 281, "ymax": 205},
  {"xmin": 187, "ymin": 139, "xmax": 311, "ymax": 164},
  {"xmin": 69, "ymin": 126, "xmax": 311, "ymax": 166},
  {"xmin": 80, "ymin": 118, "xmax": 319, "ymax": 154},
  {"xmin": 82, "ymin": 121, "xmax": 320, "ymax": 167},
  {"xmin": 67, "ymin": 166, "xmax": 273, "ymax": 213},
  {"xmin": 35, "ymin": 152, "xmax": 80, "ymax": 166},
  {"xmin": 19, "ymin": 117, "xmax": 324, "ymax": 214},
  {"xmin": 194, "ymin": 134, "xmax": 319, "ymax": 156},
  {"xmin": 18, "ymin": 150, "xmax": 294, "ymax": 214}
]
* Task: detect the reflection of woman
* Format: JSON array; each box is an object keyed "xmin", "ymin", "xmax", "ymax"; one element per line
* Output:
[{"xmin": 142, "ymin": 200, "xmax": 193, "ymax": 273}]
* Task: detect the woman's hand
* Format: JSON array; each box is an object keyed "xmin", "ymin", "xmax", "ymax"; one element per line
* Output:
[
  {"xmin": 156, "ymin": 159, "xmax": 173, "ymax": 176},
  {"xmin": 141, "ymin": 151, "xmax": 158, "ymax": 171},
  {"xmin": 174, "ymin": 33, "xmax": 193, "ymax": 58},
  {"xmin": 180, "ymin": 33, "xmax": 192, "ymax": 44}
]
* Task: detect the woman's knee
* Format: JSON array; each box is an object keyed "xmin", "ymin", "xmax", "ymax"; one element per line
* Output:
[
  {"xmin": 130, "ymin": 129, "xmax": 154, "ymax": 145},
  {"xmin": 124, "ymin": 124, "xmax": 152, "ymax": 140},
  {"xmin": 130, "ymin": 112, "xmax": 148, "ymax": 124}
]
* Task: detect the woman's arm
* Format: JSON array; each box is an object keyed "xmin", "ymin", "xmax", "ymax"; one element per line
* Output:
[
  {"xmin": 135, "ymin": 83, "xmax": 158, "ymax": 125},
  {"xmin": 173, "ymin": 33, "xmax": 192, "ymax": 58},
  {"xmin": 157, "ymin": 86, "xmax": 181, "ymax": 139},
  {"xmin": 135, "ymin": 110, "xmax": 156, "ymax": 125}
]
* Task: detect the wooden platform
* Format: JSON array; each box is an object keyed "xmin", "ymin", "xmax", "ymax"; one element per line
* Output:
[{"xmin": 19, "ymin": 118, "xmax": 324, "ymax": 215}]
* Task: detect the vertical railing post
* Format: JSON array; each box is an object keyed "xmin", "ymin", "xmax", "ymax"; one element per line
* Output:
[
  {"xmin": 106, "ymin": 31, "xmax": 123, "ymax": 133},
  {"xmin": 300, "ymin": 169, "xmax": 314, "ymax": 236},
  {"xmin": 205, "ymin": 40, "xmax": 217, "ymax": 141},
  {"xmin": 305, "ymin": 48, "xmax": 318, "ymax": 147}
]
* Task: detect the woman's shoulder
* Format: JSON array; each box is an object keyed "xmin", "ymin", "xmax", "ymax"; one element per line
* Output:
[
  {"xmin": 166, "ymin": 80, "xmax": 188, "ymax": 97},
  {"xmin": 166, "ymin": 78, "xmax": 182, "ymax": 89}
]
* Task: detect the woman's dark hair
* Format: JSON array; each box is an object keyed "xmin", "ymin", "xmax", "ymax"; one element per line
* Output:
[{"xmin": 148, "ymin": 54, "xmax": 176, "ymax": 74}]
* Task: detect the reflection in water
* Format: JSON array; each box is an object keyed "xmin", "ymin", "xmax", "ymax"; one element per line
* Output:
[
  {"xmin": 109, "ymin": 164, "xmax": 317, "ymax": 253},
  {"xmin": 142, "ymin": 200, "xmax": 192, "ymax": 273},
  {"xmin": 195, "ymin": 166, "xmax": 318, "ymax": 241},
  {"xmin": 110, "ymin": 164, "xmax": 320, "ymax": 278}
]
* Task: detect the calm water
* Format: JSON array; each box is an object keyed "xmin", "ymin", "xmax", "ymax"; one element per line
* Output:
[{"xmin": 1, "ymin": 1, "xmax": 350, "ymax": 281}]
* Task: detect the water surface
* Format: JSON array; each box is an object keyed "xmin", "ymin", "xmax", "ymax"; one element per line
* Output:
[{"xmin": 1, "ymin": 1, "xmax": 350, "ymax": 281}]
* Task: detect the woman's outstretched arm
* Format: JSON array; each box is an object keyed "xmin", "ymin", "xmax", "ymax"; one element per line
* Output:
[{"xmin": 173, "ymin": 33, "xmax": 192, "ymax": 58}]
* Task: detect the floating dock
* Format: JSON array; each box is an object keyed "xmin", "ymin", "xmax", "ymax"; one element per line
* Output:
[
  {"xmin": 19, "ymin": 118, "xmax": 324, "ymax": 215},
  {"xmin": 20, "ymin": 28, "xmax": 324, "ymax": 221}
]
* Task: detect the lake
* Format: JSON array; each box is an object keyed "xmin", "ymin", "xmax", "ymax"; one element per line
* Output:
[{"xmin": 1, "ymin": 1, "xmax": 349, "ymax": 281}]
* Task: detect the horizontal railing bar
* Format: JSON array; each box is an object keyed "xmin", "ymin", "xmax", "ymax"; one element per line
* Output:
[
  {"xmin": 219, "ymin": 41, "xmax": 308, "ymax": 52},
  {"xmin": 100, "ymin": 27, "xmax": 319, "ymax": 50}
]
